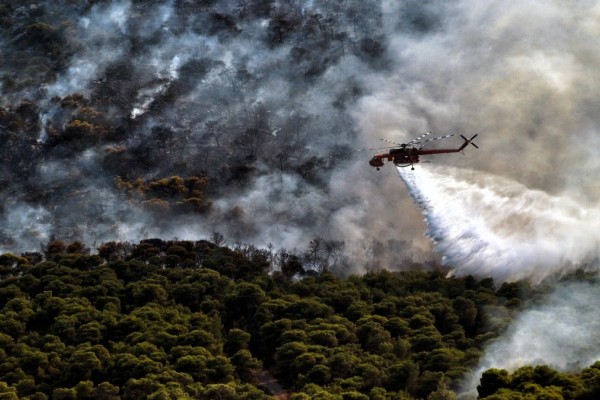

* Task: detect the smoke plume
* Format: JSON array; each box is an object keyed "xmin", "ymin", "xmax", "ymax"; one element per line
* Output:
[
  {"xmin": 3, "ymin": 0, "xmax": 600, "ymax": 269},
  {"xmin": 0, "ymin": 0, "xmax": 440, "ymax": 270},
  {"xmin": 355, "ymin": 3, "xmax": 600, "ymax": 390},
  {"xmin": 1, "ymin": 2, "xmax": 598, "ymax": 271},
  {"xmin": 460, "ymin": 279, "xmax": 600, "ymax": 397}
]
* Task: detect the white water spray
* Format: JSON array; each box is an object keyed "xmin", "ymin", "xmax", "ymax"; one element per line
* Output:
[{"xmin": 398, "ymin": 165, "xmax": 600, "ymax": 283}]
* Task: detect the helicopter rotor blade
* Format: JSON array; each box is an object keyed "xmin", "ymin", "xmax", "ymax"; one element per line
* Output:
[
  {"xmin": 407, "ymin": 131, "xmax": 431, "ymax": 145},
  {"xmin": 379, "ymin": 138, "xmax": 405, "ymax": 146},
  {"xmin": 415, "ymin": 133, "xmax": 455, "ymax": 147},
  {"xmin": 354, "ymin": 145, "xmax": 398, "ymax": 152}
]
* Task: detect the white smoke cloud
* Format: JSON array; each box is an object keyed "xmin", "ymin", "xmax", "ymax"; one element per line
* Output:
[
  {"xmin": 460, "ymin": 280, "xmax": 600, "ymax": 398},
  {"xmin": 131, "ymin": 54, "xmax": 183, "ymax": 119},
  {"xmin": 357, "ymin": 0, "xmax": 600, "ymax": 200},
  {"xmin": 0, "ymin": 205, "xmax": 53, "ymax": 254},
  {"xmin": 210, "ymin": 171, "xmax": 329, "ymax": 248},
  {"xmin": 45, "ymin": 0, "xmax": 132, "ymax": 99},
  {"xmin": 353, "ymin": 2, "xmax": 600, "ymax": 388}
]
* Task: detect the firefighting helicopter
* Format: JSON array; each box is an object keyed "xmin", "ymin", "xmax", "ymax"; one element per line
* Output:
[{"xmin": 366, "ymin": 132, "xmax": 479, "ymax": 170}]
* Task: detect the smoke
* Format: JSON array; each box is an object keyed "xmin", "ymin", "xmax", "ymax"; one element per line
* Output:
[
  {"xmin": 1, "ymin": 0, "xmax": 424, "ymax": 267},
  {"xmin": 204, "ymin": 160, "xmax": 430, "ymax": 270},
  {"xmin": 354, "ymin": 3, "xmax": 600, "ymax": 392},
  {"xmin": 1, "ymin": 0, "xmax": 600, "ymax": 272},
  {"xmin": 44, "ymin": 1, "xmax": 132, "ymax": 99},
  {"xmin": 130, "ymin": 54, "xmax": 183, "ymax": 119},
  {"xmin": 356, "ymin": 0, "xmax": 600, "ymax": 197},
  {"xmin": 460, "ymin": 280, "xmax": 600, "ymax": 398}
]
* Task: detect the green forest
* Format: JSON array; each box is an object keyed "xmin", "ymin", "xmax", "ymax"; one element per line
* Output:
[{"xmin": 0, "ymin": 238, "xmax": 598, "ymax": 399}]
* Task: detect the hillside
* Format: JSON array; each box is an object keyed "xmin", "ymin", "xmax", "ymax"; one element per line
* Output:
[
  {"xmin": 1, "ymin": 238, "xmax": 596, "ymax": 399},
  {"xmin": 3, "ymin": 2, "xmax": 600, "ymax": 398}
]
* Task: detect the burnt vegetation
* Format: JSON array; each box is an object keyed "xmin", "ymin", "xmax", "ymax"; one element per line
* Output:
[
  {"xmin": 0, "ymin": 0, "xmax": 391, "ymax": 249},
  {"xmin": 0, "ymin": 1, "xmax": 394, "ymax": 248}
]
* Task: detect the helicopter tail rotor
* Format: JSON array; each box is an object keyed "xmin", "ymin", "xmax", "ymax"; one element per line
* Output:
[{"xmin": 459, "ymin": 134, "xmax": 479, "ymax": 151}]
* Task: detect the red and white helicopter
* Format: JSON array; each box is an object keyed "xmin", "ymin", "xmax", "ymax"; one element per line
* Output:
[{"xmin": 366, "ymin": 132, "xmax": 479, "ymax": 170}]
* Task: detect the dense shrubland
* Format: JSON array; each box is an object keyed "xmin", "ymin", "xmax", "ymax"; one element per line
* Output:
[{"xmin": 1, "ymin": 238, "xmax": 595, "ymax": 399}]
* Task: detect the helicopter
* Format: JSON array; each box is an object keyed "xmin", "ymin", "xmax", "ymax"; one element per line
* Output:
[{"xmin": 367, "ymin": 132, "xmax": 479, "ymax": 170}]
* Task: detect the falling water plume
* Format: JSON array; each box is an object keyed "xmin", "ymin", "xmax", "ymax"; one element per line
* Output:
[{"xmin": 397, "ymin": 165, "xmax": 600, "ymax": 284}]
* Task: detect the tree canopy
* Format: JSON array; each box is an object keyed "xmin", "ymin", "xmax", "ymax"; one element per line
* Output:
[{"xmin": 1, "ymin": 238, "xmax": 587, "ymax": 399}]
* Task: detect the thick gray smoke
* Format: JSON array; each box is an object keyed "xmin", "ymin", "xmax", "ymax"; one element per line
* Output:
[
  {"xmin": 348, "ymin": 0, "xmax": 600, "ymax": 274},
  {"xmin": 355, "ymin": 1, "xmax": 600, "ymax": 394},
  {"xmin": 1, "ymin": 1, "xmax": 600, "ymax": 266},
  {"xmin": 0, "ymin": 0, "xmax": 435, "ymax": 269},
  {"xmin": 0, "ymin": 0, "xmax": 393, "ymax": 260}
]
